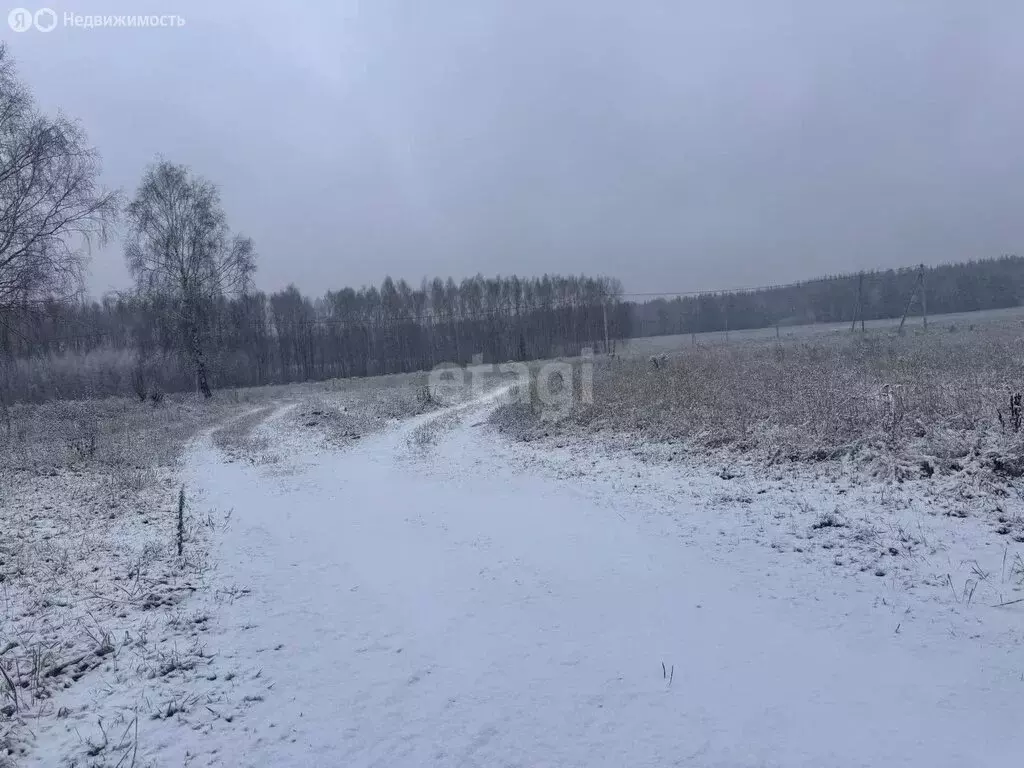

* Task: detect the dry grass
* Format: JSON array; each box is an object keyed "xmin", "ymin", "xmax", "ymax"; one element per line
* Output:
[
  {"xmin": 0, "ymin": 369, "xmax": 445, "ymax": 763},
  {"xmin": 0, "ymin": 394, "xmax": 236, "ymax": 760},
  {"xmin": 0, "ymin": 347, "xmax": 189, "ymax": 405},
  {"xmin": 210, "ymin": 405, "xmax": 278, "ymax": 462},
  {"xmin": 0, "ymin": 387, "xmax": 291, "ymax": 762},
  {"xmin": 285, "ymin": 372, "xmax": 439, "ymax": 450},
  {"xmin": 408, "ymin": 410, "xmax": 464, "ymax": 450},
  {"xmin": 3, "ymin": 396, "xmax": 217, "ymax": 474},
  {"xmin": 492, "ymin": 321, "xmax": 1024, "ymax": 479}
]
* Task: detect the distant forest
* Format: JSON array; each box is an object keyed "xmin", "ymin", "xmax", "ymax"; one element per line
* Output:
[
  {"xmin": 4, "ymin": 256, "xmax": 1024, "ymax": 403},
  {"xmin": 0, "ymin": 274, "xmax": 629, "ymax": 400},
  {"xmin": 628, "ymin": 255, "xmax": 1024, "ymax": 338},
  {"xmin": 4, "ymin": 40, "xmax": 1024, "ymax": 407}
]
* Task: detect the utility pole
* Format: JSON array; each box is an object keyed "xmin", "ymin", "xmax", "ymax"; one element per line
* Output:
[
  {"xmin": 898, "ymin": 265, "xmax": 927, "ymax": 334},
  {"xmin": 851, "ymin": 271, "xmax": 865, "ymax": 332},
  {"xmin": 602, "ymin": 296, "xmax": 610, "ymax": 355},
  {"xmin": 920, "ymin": 264, "xmax": 927, "ymax": 330}
]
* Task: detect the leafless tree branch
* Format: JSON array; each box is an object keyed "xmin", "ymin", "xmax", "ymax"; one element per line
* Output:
[
  {"xmin": 0, "ymin": 44, "xmax": 120, "ymax": 308},
  {"xmin": 124, "ymin": 158, "xmax": 256, "ymax": 396}
]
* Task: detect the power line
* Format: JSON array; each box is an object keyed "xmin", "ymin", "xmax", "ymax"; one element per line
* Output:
[
  {"xmin": 0, "ymin": 261, "xmax": 952, "ymax": 348},
  {"xmin": 3, "ymin": 276, "xmax": 840, "ymax": 308},
  {"xmin": 3, "ymin": 254, "xmax": 1003, "ymax": 313}
]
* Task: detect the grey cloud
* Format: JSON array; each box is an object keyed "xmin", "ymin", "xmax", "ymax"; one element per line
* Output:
[{"xmin": 5, "ymin": 0, "xmax": 1024, "ymax": 296}]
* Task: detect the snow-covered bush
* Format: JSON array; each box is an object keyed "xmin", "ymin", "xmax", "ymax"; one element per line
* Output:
[{"xmin": 495, "ymin": 320, "xmax": 1024, "ymax": 478}]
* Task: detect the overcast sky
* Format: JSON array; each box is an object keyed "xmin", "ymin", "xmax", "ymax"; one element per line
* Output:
[{"xmin": 5, "ymin": 0, "xmax": 1024, "ymax": 298}]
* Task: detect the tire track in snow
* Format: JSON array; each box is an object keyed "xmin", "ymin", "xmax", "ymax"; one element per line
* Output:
[{"xmin": 174, "ymin": 390, "xmax": 1024, "ymax": 768}]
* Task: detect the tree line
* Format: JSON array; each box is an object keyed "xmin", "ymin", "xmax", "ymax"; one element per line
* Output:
[
  {"xmin": 4, "ymin": 39, "xmax": 1024, "ymax": 405},
  {"xmin": 1, "ymin": 274, "xmax": 628, "ymax": 400},
  {"xmin": 629, "ymin": 256, "xmax": 1024, "ymax": 338},
  {"xmin": 0, "ymin": 43, "xmax": 627, "ymax": 402}
]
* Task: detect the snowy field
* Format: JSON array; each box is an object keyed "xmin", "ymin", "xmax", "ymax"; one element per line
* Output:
[
  {"xmin": 622, "ymin": 304, "xmax": 1024, "ymax": 356},
  {"xmin": 0, "ymin": 378, "xmax": 433, "ymax": 767},
  {"xmin": 4, "ymin": 321, "xmax": 1024, "ymax": 766}
]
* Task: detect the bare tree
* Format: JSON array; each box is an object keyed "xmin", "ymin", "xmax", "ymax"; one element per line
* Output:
[
  {"xmin": 124, "ymin": 160, "xmax": 255, "ymax": 397},
  {"xmin": 0, "ymin": 44, "xmax": 119, "ymax": 309}
]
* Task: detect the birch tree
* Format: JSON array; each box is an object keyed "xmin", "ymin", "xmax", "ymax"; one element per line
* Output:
[
  {"xmin": 124, "ymin": 160, "xmax": 255, "ymax": 397},
  {"xmin": 0, "ymin": 44, "xmax": 118, "ymax": 308}
]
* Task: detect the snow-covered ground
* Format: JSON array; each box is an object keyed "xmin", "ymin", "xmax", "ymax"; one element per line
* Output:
[
  {"xmin": 13, "ymin": 385, "xmax": 1024, "ymax": 765},
  {"xmin": 20, "ymin": 388, "xmax": 1014, "ymax": 766}
]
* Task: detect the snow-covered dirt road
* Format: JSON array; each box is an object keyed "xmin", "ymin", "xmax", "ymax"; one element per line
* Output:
[{"xmin": 177, "ymin": 396, "xmax": 1024, "ymax": 768}]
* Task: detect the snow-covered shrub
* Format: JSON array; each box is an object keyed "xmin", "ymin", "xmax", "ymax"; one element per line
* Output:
[{"xmin": 496, "ymin": 320, "xmax": 1024, "ymax": 479}]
